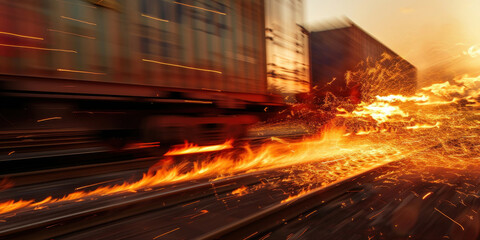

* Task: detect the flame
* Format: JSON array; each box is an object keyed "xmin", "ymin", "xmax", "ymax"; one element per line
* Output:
[
  {"xmin": 375, "ymin": 95, "xmax": 429, "ymax": 103},
  {"xmin": 3, "ymin": 66, "xmax": 480, "ymax": 221},
  {"xmin": 164, "ymin": 140, "xmax": 233, "ymax": 156},
  {"xmin": 231, "ymin": 186, "xmax": 249, "ymax": 196},
  {"xmin": 0, "ymin": 127, "xmax": 403, "ymax": 216},
  {"xmin": 337, "ymin": 102, "xmax": 408, "ymax": 124},
  {"xmin": 405, "ymin": 122, "xmax": 440, "ymax": 130},
  {"xmin": 281, "ymin": 189, "xmax": 310, "ymax": 203}
]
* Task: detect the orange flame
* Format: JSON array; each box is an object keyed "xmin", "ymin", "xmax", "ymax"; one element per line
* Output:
[
  {"xmin": 0, "ymin": 127, "xmax": 403, "ymax": 216},
  {"xmin": 231, "ymin": 186, "xmax": 249, "ymax": 196},
  {"xmin": 281, "ymin": 189, "xmax": 310, "ymax": 203},
  {"xmin": 164, "ymin": 140, "xmax": 233, "ymax": 156},
  {"xmin": 337, "ymin": 102, "xmax": 408, "ymax": 124},
  {"xmin": 405, "ymin": 122, "xmax": 440, "ymax": 130}
]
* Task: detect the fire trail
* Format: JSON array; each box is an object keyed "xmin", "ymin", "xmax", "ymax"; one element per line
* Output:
[{"xmin": 1, "ymin": 74, "xmax": 480, "ymax": 239}]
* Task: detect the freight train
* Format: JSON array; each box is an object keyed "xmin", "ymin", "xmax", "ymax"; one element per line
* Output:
[
  {"xmin": 0, "ymin": 0, "xmax": 310, "ymax": 147},
  {"xmin": 309, "ymin": 20, "xmax": 417, "ymax": 104}
]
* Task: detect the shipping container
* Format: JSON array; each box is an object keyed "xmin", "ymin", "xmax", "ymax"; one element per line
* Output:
[
  {"xmin": 0, "ymin": 0, "xmax": 291, "ymax": 145},
  {"xmin": 310, "ymin": 20, "xmax": 417, "ymax": 103},
  {"xmin": 265, "ymin": 0, "xmax": 310, "ymax": 100},
  {"xmin": 0, "ymin": 0, "xmax": 272, "ymax": 96}
]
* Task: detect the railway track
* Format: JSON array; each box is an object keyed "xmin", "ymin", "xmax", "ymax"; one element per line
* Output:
[
  {"xmin": 0, "ymin": 135, "xmax": 454, "ymax": 240},
  {"xmin": 0, "ymin": 133, "xmax": 304, "ymax": 187},
  {"xmin": 196, "ymin": 138, "xmax": 463, "ymax": 240},
  {"xmin": 0, "ymin": 169, "xmax": 282, "ymax": 240}
]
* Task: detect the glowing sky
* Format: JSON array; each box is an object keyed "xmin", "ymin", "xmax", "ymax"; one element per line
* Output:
[{"xmin": 304, "ymin": 0, "xmax": 480, "ymax": 72}]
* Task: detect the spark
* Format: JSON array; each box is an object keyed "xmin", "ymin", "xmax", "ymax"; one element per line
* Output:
[
  {"xmin": 369, "ymin": 209, "xmax": 385, "ymax": 219},
  {"xmin": 7, "ymin": 151, "xmax": 14, "ymax": 155},
  {"xmin": 153, "ymin": 227, "xmax": 180, "ymax": 239},
  {"xmin": 172, "ymin": 1, "xmax": 226, "ymax": 15},
  {"xmin": 434, "ymin": 207, "xmax": 464, "ymax": 231},
  {"xmin": 242, "ymin": 231, "xmax": 258, "ymax": 240},
  {"xmin": 0, "ymin": 31, "xmax": 43, "ymax": 40},
  {"xmin": 0, "ymin": 43, "xmax": 76, "ymax": 53},
  {"xmin": 422, "ymin": 192, "xmax": 433, "ymax": 200},
  {"xmin": 259, "ymin": 233, "xmax": 272, "ymax": 240},
  {"xmin": 60, "ymin": 16, "xmax": 97, "ymax": 26},
  {"xmin": 189, "ymin": 209, "xmax": 208, "ymax": 219},
  {"xmin": 304, "ymin": 210, "xmax": 317, "ymax": 218},
  {"xmin": 142, "ymin": 59, "xmax": 222, "ymax": 74},
  {"xmin": 181, "ymin": 200, "xmax": 200, "ymax": 207}
]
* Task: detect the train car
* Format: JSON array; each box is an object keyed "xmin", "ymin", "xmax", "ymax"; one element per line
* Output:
[
  {"xmin": 265, "ymin": 0, "xmax": 310, "ymax": 101},
  {"xmin": 0, "ymin": 0, "xmax": 300, "ymax": 146},
  {"xmin": 309, "ymin": 20, "xmax": 417, "ymax": 103}
]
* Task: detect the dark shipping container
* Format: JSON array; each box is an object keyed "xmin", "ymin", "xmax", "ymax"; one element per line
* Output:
[{"xmin": 310, "ymin": 20, "xmax": 417, "ymax": 103}]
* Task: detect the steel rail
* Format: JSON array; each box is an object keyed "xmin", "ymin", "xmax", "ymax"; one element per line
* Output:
[
  {"xmin": 196, "ymin": 138, "xmax": 458, "ymax": 240},
  {"xmin": 0, "ymin": 170, "xmax": 278, "ymax": 240}
]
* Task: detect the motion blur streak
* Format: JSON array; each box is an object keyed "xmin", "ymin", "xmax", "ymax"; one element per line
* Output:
[
  {"xmin": 60, "ymin": 16, "xmax": 97, "ymax": 26},
  {"xmin": 0, "ymin": 43, "xmax": 77, "ymax": 53},
  {"xmin": 164, "ymin": 140, "xmax": 234, "ymax": 156},
  {"xmin": 47, "ymin": 29, "xmax": 96, "ymax": 40},
  {"xmin": 141, "ymin": 14, "xmax": 169, "ymax": 22},
  {"xmin": 142, "ymin": 59, "xmax": 222, "ymax": 74},
  {"xmin": 0, "ymin": 31, "xmax": 43, "ymax": 40},
  {"xmin": 57, "ymin": 69, "xmax": 106, "ymax": 75},
  {"xmin": 172, "ymin": 1, "xmax": 227, "ymax": 15}
]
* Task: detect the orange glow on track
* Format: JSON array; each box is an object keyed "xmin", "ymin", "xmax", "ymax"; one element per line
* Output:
[
  {"xmin": 153, "ymin": 227, "xmax": 180, "ymax": 239},
  {"xmin": 281, "ymin": 189, "xmax": 310, "ymax": 203},
  {"xmin": 0, "ymin": 43, "xmax": 77, "ymax": 53},
  {"xmin": 164, "ymin": 140, "xmax": 233, "ymax": 156},
  {"xmin": 0, "ymin": 31, "xmax": 43, "ymax": 40},
  {"xmin": 231, "ymin": 186, "xmax": 248, "ymax": 196},
  {"xmin": 0, "ymin": 127, "xmax": 403, "ymax": 216},
  {"xmin": 2, "ymin": 67, "xmax": 480, "ymax": 219}
]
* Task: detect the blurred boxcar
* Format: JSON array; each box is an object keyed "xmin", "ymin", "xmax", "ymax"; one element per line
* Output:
[
  {"xmin": 265, "ymin": 0, "xmax": 310, "ymax": 101},
  {"xmin": 310, "ymin": 20, "xmax": 417, "ymax": 103},
  {"xmin": 0, "ymin": 0, "xmax": 305, "ymax": 146}
]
